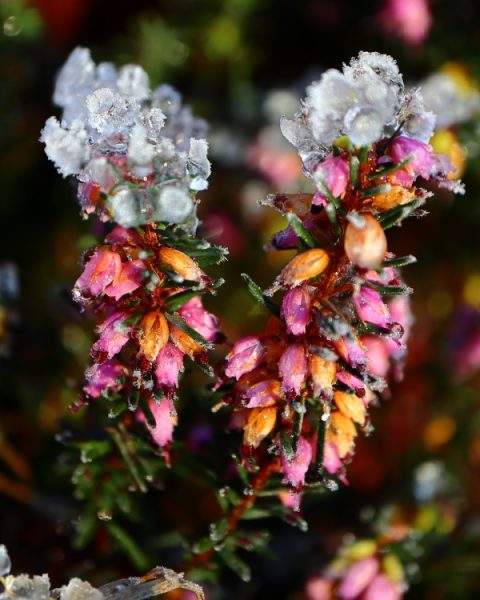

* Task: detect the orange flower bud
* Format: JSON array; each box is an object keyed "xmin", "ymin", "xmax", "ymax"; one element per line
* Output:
[
  {"xmin": 158, "ymin": 247, "xmax": 204, "ymax": 281},
  {"xmin": 309, "ymin": 355, "xmax": 337, "ymax": 396},
  {"xmin": 344, "ymin": 214, "xmax": 387, "ymax": 269},
  {"xmin": 138, "ymin": 311, "xmax": 169, "ymax": 361},
  {"xmin": 243, "ymin": 406, "xmax": 277, "ymax": 448},
  {"xmin": 280, "ymin": 249, "xmax": 329, "ymax": 287},
  {"xmin": 370, "ymin": 185, "xmax": 415, "ymax": 211},
  {"xmin": 326, "ymin": 411, "xmax": 357, "ymax": 458},
  {"xmin": 170, "ymin": 324, "xmax": 202, "ymax": 358},
  {"xmin": 334, "ymin": 390, "xmax": 366, "ymax": 426}
]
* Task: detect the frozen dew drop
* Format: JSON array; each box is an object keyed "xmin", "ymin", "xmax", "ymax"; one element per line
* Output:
[
  {"xmin": 107, "ymin": 187, "xmax": 142, "ymax": 228},
  {"xmin": 344, "ymin": 105, "xmax": 385, "ymax": 147},
  {"xmin": 153, "ymin": 185, "xmax": 194, "ymax": 224},
  {"xmin": 97, "ymin": 510, "xmax": 112, "ymax": 521},
  {"xmin": 324, "ymin": 478, "xmax": 339, "ymax": 491}
]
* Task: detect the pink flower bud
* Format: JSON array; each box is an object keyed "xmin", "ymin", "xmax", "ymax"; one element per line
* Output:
[
  {"xmin": 178, "ymin": 296, "xmax": 219, "ymax": 342},
  {"xmin": 244, "ymin": 379, "xmax": 283, "ymax": 408},
  {"xmin": 323, "ymin": 441, "xmax": 343, "ymax": 474},
  {"xmin": 344, "ymin": 215, "xmax": 387, "ymax": 270},
  {"xmin": 389, "ymin": 135, "xmax": 435, "ymax": 180},
  {"xmin": 83, "ymin": 360, "xmax": 126, "ymax": 398},
  {"xmin": 336, "ymin": 336, "xmax": 366, "ymax": 368},
  {"xmin": 155, "ymin": 343, "xmax": 185, "ymax": 388},
  {"xmin": 75, "ymin": 249, "xmax": 122, "ymax": 296},
  {"xmin": 354, "ymin": 286, "xmax": 390, "ymax": 328},
  {"xmin": 279, "ymin": 344, "xmax": 307, "ymax": 394},
  {"xmin": 363, "ymin": 337, "xmax": 390, "ymax": 378},
  {"xmin": 379, "ymin": 0, "xmax": 431, "ymax": 47},
  {"xmin": 314, "ymin": 155, "xmax": 349, "ymax": 198},
  {"xmin": 364, "ymin": 574, "xmax": 402, "ymax": 600},
  {"xmin": 338, "ymin": 557, "xmax": 379, "ymax": 599},
  {"xmin": 93, "ymin": 311, "xmax": 131, "ymax": 359},
  {"xmin": 104, "ymin": 259, "xmax": 145, "ymax": 301},
  {"xmin": 281, "ymin": 436, "xmax": 312, "ymax": 487},
  {"xmin": 138, "ymin": 397, "xmax": 177, "ymax": 448},
  {"xmin": 282, "ymin": 285, "xmax": 311, "ymax": 335},
  {"xmin": 225, "ymin": 336, "xmax": 264, "ymax": 380}
]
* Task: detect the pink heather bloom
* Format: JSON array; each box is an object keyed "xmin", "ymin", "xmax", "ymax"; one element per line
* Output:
[
  {"xmin": 244, "ymin": 379, "xmax": 282, "ymax": 408},
  {"xmin": 279, "ymin": 344, "xmax": 307, "ymax": 394},
  {"xmin": 389, "ymin": 136, "xmax": 435, "ymax": 183},
  {"xmin": 364, "ymin": 574, "xmax": 402, "ymax": 600},
  {"xmin": 336, "ymin": 336, "xmax": 366, "ymax": 369},
  {"xmin": 336, "ymin": 370, "xmax": 365, "ymax": 395},
  {"xmin": 282, "ymin": 285, "xmax": 311, "ymax": 335},
  {"xmin": 84, "ymin": 360, "xmax": 125, "ymax": 398},
  {"xmin": 338, "ymin": 557, "xmax": 379, "ymax": 600},
  {"xmin": 314, "ymin": 155, "xmax": 349, "ymax": 200},
  {"xmin": 225, "ymin": 336, "xmax": 264, "ymax": 380},
  {"xmin": 323, "ymin": 441, "xmax": 342, "ymax": 474},
  {"xmin": 105, "ymin": 225, "xmax": 141, "ymax": 246},
  {"xmin": 139, "ymin": 397, "xmax": 177, "ymax": 448},
  {"xmin": 155, "ymin": 343, "xmax": 185, "ymax": 388},
  {"xmin": 362, "ymin": 337, "xmax": 390, "ymax": 378},
  {"xmin": 281, "ymin": 436, "xmax": 312, "ymax": 488},
  {"xmin": 104, "ymin": 259, "xmax": 145, "ymax": 301},
  {"xmin": 305, "ymin": 576, "xmax": 333, "ymax": 600},
  {"xmin": 178, "ymin": 296, "xmax": 219, "ymax": 341},
  {"xmin": 354, "ymin": 287, "xmax": 390, "ymax": 329},
  {"xmin": 75, "ymin": 249, "xmax": 122, "ymax": 296},
  {"xmin": 93, "ymin": 311, "xmax": 131, "ymax": 359},
  {"xmin": 379, "ymin": 0, "xmax": 432, "ymax": 46}
]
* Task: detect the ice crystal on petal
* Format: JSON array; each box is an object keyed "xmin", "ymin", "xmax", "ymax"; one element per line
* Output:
[
  {"xmin": 117, "ymin": 64, "xmax": 150, "ymax": 101},
  {"xmin": 128, "ymin": 124, "xmax": 155, "ymax": 170},
  {"xmin": 40, "ymin": 117, "xmax": 89, "ymax": 177},
  {"xmin": 53, "ymin": 47, "xmax": 95, "ymax": 108},
  {"xmin": 107, "ymin": 187, "xmax": 143, "ymax": 227},
  {"xmin": 153, "ymin": 185, "xmax": 194, "ymax": 223},
  {"xmin": 86, "ymin": 87, "xmax": 137, "ymax": 136},
  {"xmin": 9, "ymin": 574, "xmax": 51, "ymax": 599},
  {"xmin": 0, "ymin": 545, "xmax": 11, "ymax": 576},
  {"xmin": 59, "ymin": 578, "xmax": 103, "ymax": 600}
]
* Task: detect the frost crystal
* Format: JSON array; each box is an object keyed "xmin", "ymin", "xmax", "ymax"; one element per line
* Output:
[
  {"xmin": 282, "ymin": 51, "xmax": 436, "ymax": 170},
  {"xmin": 41, "ymin": 47, "xmax": 211, "ymax": 228}
]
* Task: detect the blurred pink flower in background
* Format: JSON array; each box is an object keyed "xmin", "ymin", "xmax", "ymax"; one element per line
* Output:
[{"xmin": 378, "ymin": 0, "xmax": 432, "ymax": 46}]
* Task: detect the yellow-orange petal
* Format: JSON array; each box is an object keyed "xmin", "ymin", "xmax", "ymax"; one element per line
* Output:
[
  {"xmin": 138, "ymin": 311, "xmax": 169, "ymax": 361},
  {"xmin": 170, "ymin": 324, "xmax": 202, "ymax": 358},
  {"xmin": 334, "ymin": 390, "xmax": 366, "ymax": 426},
  {"xmin": 158, "ymin": 246, "xmax": 204, "ymax": 281},
  {"xmin": 370, "ymin": 185, "xmax": 415, "ymax": 211},
  {"xmin": 280, "ymin": 248, "xmax": 329, "ymax": 287},
  {"xmin": 243, "ymin": 406, "xmax": 277, "ymax": 448},
  {"xmin": 344, "ymin": 214, "xmax": 387, "ymax": 269},
  {"xmin": 326, "ymin": 411, "xmax": 357, "ymax": 458},
  {"xmin": 309, "ymin": 355, "xmax": 337, "ymax": 395}
]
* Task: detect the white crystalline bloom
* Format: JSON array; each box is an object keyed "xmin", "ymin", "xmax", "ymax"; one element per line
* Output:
[
  {"xmin": 86, "ymin": 88, "xmax": 137, "ymax": 137},
  {"xmin": 107, "ymin": 187, "xmax": 143, "ymax": 227},
  {"xmin": 153, "ymin": 185, "xmax": 194, "ymax": 223},
  {"xmin": 128, "ymin": 124, "xmax": 156, "ymax": 166},
  {"xmin": 344, "ymin": 105, "xmax": 385, "ymax": 147},
  {"xmin": 59, "ymin": 578, "xmax": 103, "ymax": 600},
  {"xmin": 142, "ymin": 107, "xmax": 166, "ymax": 141},
  {"xmin": 0, "ymin": 545, "xmax": 11, "ymax": 576},
  {"xmin": 80, "ymin": 157, "xmax": 118, "ymax": 192},
  {"xmin": 400, "ymin": 89, "xmax": 436, "ymax": 142},
  {"xmin": 53, "ymin": 47, "xmax": 96, "ymax": 108},
  {"xmin": 40, "ymin": 117, "xmax": 89, "ymax": 177},
  {"xmin": 7, "ymin": 573, "xmax": 51, "ymax": 599},
  {"xmin": 117, "ymin": 64, "xmax": 150, "ymax": 101},
  {"xmin": 187, "ymin": 138, "xmax": 211, "ymax": 190}
]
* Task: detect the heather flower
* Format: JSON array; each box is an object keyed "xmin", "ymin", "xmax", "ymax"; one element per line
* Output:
[
  {"xmin": 281, "ymin": 436, "xmax": 313, "ymax": 487},
  {"xmin": 282, "ymin": 285, "xmax": 311, "ymax": 335},
  {"xmin": 378, "ymin": 0, "xmax": 432, "ymax": 46},
  {"xmin": 155, "ymin": 343, "xmax": 185, "ymax": 388},
  {"xmin": 179, "ymin": 296, "xmax": 219, "ymax": 342},
  {"xmin": 137, "ymin": 397, "xmax": 177, "ymax": 448},
  {"xmin": 279, "ymin": 344, "xmax": 308, "ymax": 394},
  {"xmin": 83, "ymin": 360, "xmax": 126, "ymax": 398},
  {"xmin": 225, "ymin": 337, "xmax": 264, "ymax": 380}
]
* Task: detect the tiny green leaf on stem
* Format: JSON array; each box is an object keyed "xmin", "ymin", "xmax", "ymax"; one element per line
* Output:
[
  {"xmin": 379, "ymin": 198, "xmax": 424, "ymax": 229},
  {"xmin": 382, "ymin": 254, "xmax": 417, "ymax": 268},
  {"xmin": 367, "ymin": 157, "xmax": 411, "ymax": 180},
  {"xmin": 165, "ymin": 289, "xmax": 201, "ymax": 311},
  {"xmin": 240, "ymin": 273, "xmax": 280, "ymax": 316},
  {"xmin": 108, "ymin": 426, "xmax": 147, "ymax": 493},
  {"xmin": 286, "ymin": 213, "xmax": 316, "ymax": 248},
  {"xmin": 165, "ymin": 312, "xmax": 214, "ymax": 350},
  {"xmin": 361, "ymin": 183, "xmax": 391, "ymax": 198},
  {"xmin": 106, "ymin": 521, "xmax": 150, "ymax": 571},
  {"xmin": 365, "ymin": 280, "xmax": 413, "ymax": 296},
  {"xmin": 349, "ymin": 155, "xmax": 360, "ymax": 187}
]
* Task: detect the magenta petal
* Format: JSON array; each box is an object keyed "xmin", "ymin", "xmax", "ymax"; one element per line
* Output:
[
  {"xmin": 84, "ymin": 360, "xmax": 125, "ymax": 398},
  {"xmin": 279, "ymin": 344, "xmax": 307, "ymax": 394},
  {"xmin": 106, "ymin": 225, "xmax": 141, "ymax": 245},
  {"xmin": 364, "ymin": 575, "xmax": 402, "ymax": 600},
  {"xmin": 323, "ymin": 442, "xmax": 342, "ymax": 474},
  {"xmin": 315, "ymin": 155, "xmax": 349, "ymax": 197},
  {"xmin": 338, "ymin": 558, "xmax": 379, "ymax": 600},
  {"xmin": 93, "ymin": 311, "xmax": 131, "ymax": 359},
  {"xmin": 389, "ymin": 136, "xmax": 434, "ymax": 179},
  {"xmin": 75, "ymin": 249, "xmax": 122, "ymax": 296},
  {"xmin": 282, "ymin": 436, "xmax": 312, "ymax": 488},
  {"xmin": 244, "ymin": 380, "xmax": 282, "ymax": 408},
  {"xmin": 179, "ymin": 296, "xmax": 219, "ymax": 342},
  {"xmin": 337, "ymin": 336, "xmax": 366, "ymax": 368},
  {"xmin": 282, "ymin": 285, "xmax": 311, "ymax": 335},
  {"xmin": 104, "ymin": 259, "xmax": 145, "ymax": 300},
  {"xmin": 225, "ymin": 336, "xmax": 264, "ymax": 380},
  {"xmin": 354, "ymin": 286, "xmax": 391, "ymax": 328},
  {"xmin": 336, "ymin": 370, "xmax": 365, "ymax": 395},
  {"xmin": 155, "ymin": 343, "xmax": 185, "ymax": 388},
  {"xmin": 141, "ymin": 397, "xmax": 176, "ymax": 448},
  {"xmin": 363, "ymin": 337, "xmax": 390, "ymax": 378}
]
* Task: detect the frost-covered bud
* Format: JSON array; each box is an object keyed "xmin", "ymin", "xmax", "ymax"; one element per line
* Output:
[
  {"xmin": 53, "ymin": 47, "xmax": 95, "ymax": 108},
  {"xmin": 142, "ymin": 107, "xmax": 166, "ymax": 141},
  {"xmin": 107, "ymin": 187, "xmax": 142, "ymax": 227},
  {"xmin": 152, "ymin": 84, "xmax": 182, "ymax": 114},
  {"xmin": 60, "ymin": 578, "xmax": 103, "ymax": 600},
  {"xmin": 117, "ymin": 64, "xmax": 150, "ymax": 101},
  {"xmin": 95, "ymin": 61, "xmax": 117, "ymax": 88},
  {"xmin": 40, "ymin": 117, "xmax": 89, "ymax": 177},
  {"xmin": 86, "ymin": 87, "xmax": 137, "ymax": 136},
  {"xmin": 0, "ymin": 544, "xmax": 11, "ymax": 576},
  {"xmin": 344, "ymin": 214, "xmax": 387, "ymax": 269},
  {"xmin": 188, "ymin": 138, "xmax": 211, "ymax": 190},
  {"xmin": 153, "ymin": 185, "xmax": 194, "ymax": 223},
  {"xmin": 344, "ymin": 105, "xmax": 385, "ymax": 147},
  {"xmin": 10, "ymin": 574, "xmax": 51, "ymax": 599},
  {"xmin": 127, "ymin": 124, "xmax": 155, "ymax": 171},
  {"xmin": 81, "ymin": 157, "xmax": 118, "ymax": 192}
]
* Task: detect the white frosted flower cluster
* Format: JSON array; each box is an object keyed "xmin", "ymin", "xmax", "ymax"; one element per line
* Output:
[
  {"xmin": 281, "ymin": 51, "xmax": 436, "ymax": 165},
  {"xmin": 40, "ymin": 48, "xmax": 211, "ymax": 229},
  {"xmin": 419, "ymin": 72, "xmax": 480, "ymax": 129}
]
